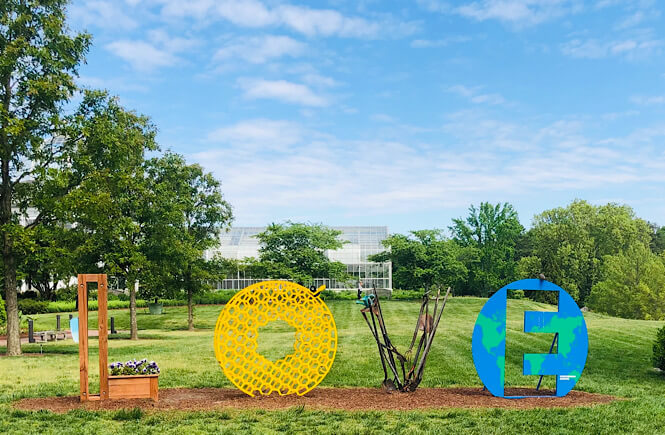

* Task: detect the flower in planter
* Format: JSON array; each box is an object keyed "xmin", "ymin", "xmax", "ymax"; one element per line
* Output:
[{"xmin": 110, "ymin": 359, "xmax": 159, "ymax": 376}]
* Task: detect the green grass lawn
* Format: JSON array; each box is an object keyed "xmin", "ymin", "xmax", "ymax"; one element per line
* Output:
[{"xmin": 2, "ymin": 298, "xmax": 665, "ymax": 434}]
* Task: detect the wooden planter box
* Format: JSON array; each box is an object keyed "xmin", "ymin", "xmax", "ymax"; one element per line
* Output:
[{"xmin": 108, "ymin": 374, "xmax": 159, "ymax": 401}]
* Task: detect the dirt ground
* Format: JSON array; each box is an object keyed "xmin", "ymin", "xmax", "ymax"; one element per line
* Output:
[{"xmin": 14, "ymin": 387, "xmax": 618, "ymax": 413}]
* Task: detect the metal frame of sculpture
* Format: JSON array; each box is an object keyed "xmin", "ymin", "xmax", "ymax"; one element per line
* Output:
[
  {"xmin": 471, "ymin": 278, "xmax": 589, "ymax": 398},
  {"xmin": 214, "ymin": 280, "xmax": 337, "ymax": 397},
  {"xmin": 357, "ymin": 286, "xmax": 451, "ymax": 392}
]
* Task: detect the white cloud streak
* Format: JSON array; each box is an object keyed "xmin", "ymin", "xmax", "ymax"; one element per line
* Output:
[
  {"xmin": 105, "ymin": 29, "xmax": 198, "ymax": 72},
  {"xmin": 69, "ymin": 0, "xmax": 138, "ymax": 30},
  {"xmin": 157, "ymin": 0, "xmax": 406, "ymax": 38},
  {"xmin": 420, "ymin": 0, "xmax": 583, "ymax": 27},
  {"xmin": 215, "ymin": 35, "xmax": 305, "ymax": 64},
  {"xmin": 192, "ymin": 115, "xmax": 665, "ymax": 225},
  {"xmin": 561, "ymin": 37, "xmax": 663, "ymax": 59},
  {"xmin": 447, "ymin": 85, "xmax": 505, "ymax": 105},
  {"xmin": 238, "ymin": 79, "xmax": 328, "ymax": 107}
]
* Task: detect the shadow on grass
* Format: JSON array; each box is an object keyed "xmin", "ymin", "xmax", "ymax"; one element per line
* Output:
[{"xmin": 108, "ymin": 333, "xmax": 170, "ymax": 340}]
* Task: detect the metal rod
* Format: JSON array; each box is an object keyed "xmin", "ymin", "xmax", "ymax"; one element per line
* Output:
[
  {"xmin": 536, "ymin": 333, "xmax": 558, "ymax": 391},
  {"xmin": 56, "ymin": 315, "xmax": 61, "ymax": 331}
]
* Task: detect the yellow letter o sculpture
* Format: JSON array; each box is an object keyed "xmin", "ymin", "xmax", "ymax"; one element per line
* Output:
[{"xmin": 214, "ymin": 280, "xmax": 338, "ymax": 396}]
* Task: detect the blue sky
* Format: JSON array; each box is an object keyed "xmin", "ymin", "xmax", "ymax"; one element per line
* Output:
[{"xmin": 68, "ymin": 0, "xmax": 665, "ymax": 234}]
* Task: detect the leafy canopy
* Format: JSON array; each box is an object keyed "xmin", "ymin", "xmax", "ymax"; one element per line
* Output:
[
  {"xmin": 254, "ymin": 222, "xmax": 349, "ymax": 284},
  {"xmin": 450, "ymin": 202, "xmax": 524, "ymax": 296},
  {"xmin": 370, "ymin": 229, "xmax": 469, "ymax": 291}
]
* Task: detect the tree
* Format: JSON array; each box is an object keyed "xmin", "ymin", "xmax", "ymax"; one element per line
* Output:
[
  {"xmin": 144, "ymin": 153, "xmax": 232, "ymax": 331},
  {"xmin": 522, "ymin": 200, "xmax": 652, "ymax": 304},
  {"xmin": 63, "ymin": 91, "xmax": 157, "ymax": 340},
  {"xmin": 0, "ymin": 1, "xmax": 90, "ymax": 355},
  {"xmin": 369, "ymin": 229, "xmax": 470, "ymax": 291},
  {"xmin": 450, "ymin": 202, "xmax": 524, "ymax": 296},
  {"xmin": 587, "ymin": 244, "xmax": 665, "ymax": 320},
  {"xmin": 19, "ymin": 223, "xmax": 76, "ymax": 301},
  {"xmin": 255, "ymin": 222, "xmax": 349, "ymax": 284},
  {"xmin": 650, "ymin": 224, "xmax": 665, "ymax": 255}
]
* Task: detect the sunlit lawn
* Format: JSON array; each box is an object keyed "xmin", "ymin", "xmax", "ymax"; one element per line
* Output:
[{"xmin": 2, "ymin": 298, "xmax": 665, "ymax": 433}]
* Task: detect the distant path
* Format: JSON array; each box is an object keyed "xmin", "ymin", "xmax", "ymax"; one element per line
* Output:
[{"xmin": 0, "ymin": 329, "xmax": 129, "ymax": 347}]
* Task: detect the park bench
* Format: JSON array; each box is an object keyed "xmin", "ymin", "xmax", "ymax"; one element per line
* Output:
[{"xmin": 33, "ymin": 330, "xmax": 67, "ymax": 342}]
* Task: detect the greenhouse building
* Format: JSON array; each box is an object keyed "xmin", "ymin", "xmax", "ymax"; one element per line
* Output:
[{"xmin": 205, "ymin": 226, "xmax": 392, "ymax": 291}]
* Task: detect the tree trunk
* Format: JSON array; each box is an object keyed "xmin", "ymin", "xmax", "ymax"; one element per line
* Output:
[
  {"xmin": 187, "ymin": 289, "xmax": 194, "ymax": 331},
  {"xmin": 130, "ymin": 279, "xmax": 138, "ymax": 340},
  {"xmin": 2, "ymin": 155, "xmax": 20, "ymax": 355},
  {"xmin": 3, "ymin": 247, "xmax": 20, "ymax": 355}
]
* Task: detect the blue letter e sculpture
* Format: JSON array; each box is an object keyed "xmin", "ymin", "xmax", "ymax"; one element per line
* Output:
[{"xmin": 471, "ymin": 279, "xmax": 588, "ymax": 398}]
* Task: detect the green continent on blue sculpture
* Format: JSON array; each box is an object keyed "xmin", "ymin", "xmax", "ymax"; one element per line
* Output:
[
  {"xmin": 471, "ymin": 288, "xmax": 507, "ymax": 396},
  {"xmin": 472, "ymin": 279, "xmax": 589, "ymax": 398}
]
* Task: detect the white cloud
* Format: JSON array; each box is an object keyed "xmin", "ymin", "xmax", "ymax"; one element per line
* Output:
[
  {"xmin": 207, "ymin": 119, "xmax": 303, "ymax": 150},
  {"xmin": 615, "ymin": 10, "xmax": 646, "ymax": 29},
  {"xmin": 416, "ymin": 0, "xmax": 451, "ymax": 13},
  {"xmin": 214, "ymin": 0, "xmax": 275, "ymax": 27},
  {"xmin": 69, "ymin": 0, "xmax": 138, "ymax": 30},
  {"xmin": 561, "ymin": 37, "xmax": 663, "ymax": 59},
  {"xmin": 105, "ymin": 29, "xmax": 198, "ymax": 72},
  {"xmin": 238, "ymin": 78, "xmax": 328, "ymax": 107},
  {"xmin": 157, "ymin": 0, "xmax": 404, "ymax": 38},
  {"xmin": 215, "ymin": 35, "xmax": 305, "ymax": 64},
  {"xmin": 302, "ymin": 73, "xmax": 340, "ymax": 88},
  {"xmin": 190, "ymin": 115, "xmax": 665, "ymax": 225},
  {"xmin": 274, "ymin": 4, "xmax": 381, "ymax": 38},
  {"xmin": 447, "ymin": 85, "xmax": 505, "ymax": 105},
  {"xmin": 453, "ymin": 0, "xmax": 582, "ymax": 26},
  {"xmin": 105, "ymin": 40, "xmax": 177, "ymax": 71},
  {"xmin": 411, "ymin": 36, "xmax": 472, "ymax": 48},
  {"xmin": 147, "ymin": 29, "xmax": 200, "ymax": 52},
  {"xmin": 630, "ymin": 95, "xmax": 665, "ymax": 105},
  {"xmin": 371, "ymin": 114, "xmax": 396, "ymax": 123}
]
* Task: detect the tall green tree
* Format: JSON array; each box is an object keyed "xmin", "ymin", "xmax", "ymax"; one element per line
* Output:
[
  {"xmin": 519, "ymin": 200, "xmax": 652, "ymax": 304},
  {"xmin": 587, "ymin": 244, "xmax": 665, "ymax": 320},
  {"xmin": 450, "ymin": 202, "xmax": 524, "ymax": 296},
  {"xmin": 0, "ymin": 0, "xmax": 90, "ymax": 355},
  {"xmin": 144, "ymin": 153, "xmax": 232, "ymax": 331},
  {"xmin": 63, "ymin": 91, "xmax": 157, "ymax": 340},
  {"xmin": 369, "ymin": 229, "xmax": 470, "ymax": 291},
  {"xmin": 255, "ymin": 222, "xmax": 349, "ymax": 284}
]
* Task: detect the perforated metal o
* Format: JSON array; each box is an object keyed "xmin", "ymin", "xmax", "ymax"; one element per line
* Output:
[{"xmin": 214, "ymin": 281, "xmax": 338, "ymax": 396}]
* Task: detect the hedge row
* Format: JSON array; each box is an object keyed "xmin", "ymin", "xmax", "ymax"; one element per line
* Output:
[{"xmin": 18, "ymin": 288, "xmax": 424, "ymax": 314}]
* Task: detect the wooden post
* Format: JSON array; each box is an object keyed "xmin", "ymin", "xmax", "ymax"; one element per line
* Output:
[
  {"xmin": 78, "ymin": 273, "xmax": 110, "ymax": 402},
  {"xmin": 78, "ymin": 275, "xmax": 89, "ymax": 402},
  {"xmin": 98, "ymin": 274, "xmax": 109, "ymax": 400}
]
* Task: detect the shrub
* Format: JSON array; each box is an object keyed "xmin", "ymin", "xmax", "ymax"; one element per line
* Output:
[
  {"xmin": 192, "ymin": 290, "xmax": 237, "ymax": 305},
  {"xmin": 18, "ymin": 290, "xmax": 40, "ymax": 300},
  {"xmin": 18, "ymin": 299, "xmax": 49, "ymax": 315},
  {"xmin": 392, "ymin": 290, "xmax": 423, "ymax": 300},
  {"xmin": 653, "ymin": 325, "xmax": 665, "ymax": 370},
  {"xmin": 508, "ymin": 289, "xmax": 525, "ymax": 299},
  {"xmin": 55, "ymin": 285, "xmax": 78, "ymax": 301},
  {"xmin": 319, "ymin": 290, "xmax": 357, "ymax": 301}
]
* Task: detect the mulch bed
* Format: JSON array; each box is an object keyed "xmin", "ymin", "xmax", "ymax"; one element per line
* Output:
[{"xmin": 13, "ymin": 387, "xmax": 618, "ymax": 413}]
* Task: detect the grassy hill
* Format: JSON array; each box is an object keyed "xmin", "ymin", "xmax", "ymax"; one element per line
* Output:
[{"xmin": 2, "ymin": 298, "xmax": 665, "ymax": 433}]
